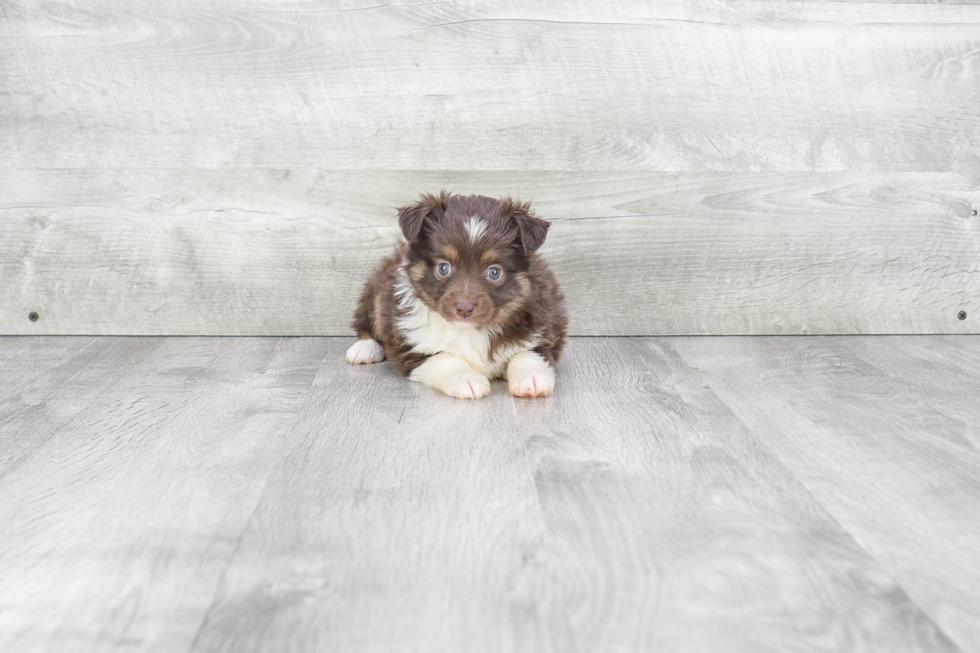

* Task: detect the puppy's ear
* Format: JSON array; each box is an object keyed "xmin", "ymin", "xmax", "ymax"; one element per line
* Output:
[
  {"xmin": 504, "ymin": 198, "xmax": 550, "ymax": 253},
  {"xmin": 397, "ymin": 191, "xmax": 449, "ymax": 242}
]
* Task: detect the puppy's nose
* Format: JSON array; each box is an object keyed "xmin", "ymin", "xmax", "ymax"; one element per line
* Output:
[{"xmin": 455, "ymin": 301, "xmax": 475, "ymax": 318}]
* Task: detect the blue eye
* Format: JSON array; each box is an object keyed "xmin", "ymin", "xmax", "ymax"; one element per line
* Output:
[
  {"xmin": 486, "ymin": 265, "xmax": 502, "ymax": 281},
  {"xmin": 437, "ymin": 262, "xmax": 452, "ymax": 276}
]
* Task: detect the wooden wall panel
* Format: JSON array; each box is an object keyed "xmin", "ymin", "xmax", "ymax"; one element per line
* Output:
[
  {"xmin": 1, "ymin": 1, "xmax": 978, "ymax": 334},
  {"xmin": 1, "ymin": 1, "xmax": 979, "ymax": 171},
  {"xmin": 2, "ymin": 170, "xmax": 977, "ymax": 335}
]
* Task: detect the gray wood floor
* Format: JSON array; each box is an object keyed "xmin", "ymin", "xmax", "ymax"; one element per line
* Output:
[{"xmin": 1, "ymin": 336, "xmax": 978, "ymax": 652}]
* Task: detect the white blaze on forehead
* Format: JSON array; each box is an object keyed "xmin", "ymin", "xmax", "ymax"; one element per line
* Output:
[{"xmin": 465, "ymin": 215, "xmax": 487, "ymax": 241}]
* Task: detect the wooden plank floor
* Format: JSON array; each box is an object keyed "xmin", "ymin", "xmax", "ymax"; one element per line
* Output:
[{"xmin": 0, "ymin": 336, "xmax": 978, "ymax": 652}]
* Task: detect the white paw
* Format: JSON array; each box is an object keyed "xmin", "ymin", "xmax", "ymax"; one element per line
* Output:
[
  {"xmin": 509, "ymin": 371, "xmax": 555, "ymax": 398},
  {"xmin": 442, "ymin": 371, "xmax": 492, "ymax": 400},
  {"xmin": 346, "ymin": 339, "xmax": 385, "ymax": 365}
]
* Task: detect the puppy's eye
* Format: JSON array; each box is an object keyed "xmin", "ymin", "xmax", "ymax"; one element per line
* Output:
[
  {"xmin": 436, "ymin": 261, "xmax": 453, "ymax": 277},
  {"xmin": 486, "ymin": 265, "xmax": 502, "ymax": 281}
]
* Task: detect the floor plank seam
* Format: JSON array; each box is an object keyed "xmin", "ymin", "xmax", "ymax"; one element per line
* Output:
[
  {"xmin": 186, "ymin": 339, "xmax": 329, "ymax": 653},
  {"xmin": 665, "ymin": 339, "xmax": 970, "ymax": 651}
]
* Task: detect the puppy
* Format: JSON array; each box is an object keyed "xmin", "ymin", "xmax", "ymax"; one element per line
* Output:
[{"xmin": 346, "ymin": 191, "xmax": 568, "ymax": 399}]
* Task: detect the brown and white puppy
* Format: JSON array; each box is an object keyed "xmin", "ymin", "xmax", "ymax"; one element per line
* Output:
[{"xmin": 347, "ymin": 191, "xmax": 568, "ymax": 399}]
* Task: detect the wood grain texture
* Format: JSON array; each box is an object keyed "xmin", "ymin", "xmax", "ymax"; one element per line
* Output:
[
  {"xmin": 0, "ymin": 336, "xmax": 325, "ymax": 652},
  {"xmin": 196, "ymin": 350, "xmax": 956, "ymax": 652},
  {"xmin": 0, "ymin": 336, "xmax": 163, "ymax": 477},
  {"xmin": 2, "ymin": 336, "xmax": 969, "ymax": 652},
  {"xmin": 671, "ymin": 335, "xmax": 980, "ymax": 651},
  {"xmin": 2, "ymin": 169, "xmax": 978, "ymax": 336},
  {"xmin": 1, "ymin": 1, "xmax": 978, "ymax": 171},
  {"xmin": 3, "ymin": 0, "xmax": 980, "ymax": 336},
  {"xmin": 187, "ymin": 336, "xmax": 964, "ymax": 651}
]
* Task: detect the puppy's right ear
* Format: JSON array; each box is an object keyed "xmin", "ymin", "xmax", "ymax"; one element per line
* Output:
[{"xmin": 397, "ymin": 191, "xmax": 449, "ymax": 242}]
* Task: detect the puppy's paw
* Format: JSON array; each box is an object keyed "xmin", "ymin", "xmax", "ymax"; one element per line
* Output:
[
  {"xmin": 442, "ymin": 371, "xmax": 492, "ymax": 400},
  {"xmin": 507, "ymin": 351, "xmax": 555, "ymax": 398},
  {"xmin": 346, "ymin": 338, "xmax": 385, "ymax": 365},
  {"xmin": 509, "ymin": 370, "xmax": 555, "ymax": 398}
]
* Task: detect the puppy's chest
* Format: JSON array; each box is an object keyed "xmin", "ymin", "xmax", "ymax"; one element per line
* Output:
[{"xmin": 399, "ymin": 308, "xmax": 528, "ymax": 378}]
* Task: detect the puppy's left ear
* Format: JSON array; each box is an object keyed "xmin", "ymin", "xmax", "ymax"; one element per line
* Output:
[{"xmin": 505, "ymin": 198, "xmax": 550, "ymax": 253}]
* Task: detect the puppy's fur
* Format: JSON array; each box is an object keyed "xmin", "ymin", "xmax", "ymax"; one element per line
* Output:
[{"xmin": 347, "ymin": 191, "xmax": 568, "ymax": 399}]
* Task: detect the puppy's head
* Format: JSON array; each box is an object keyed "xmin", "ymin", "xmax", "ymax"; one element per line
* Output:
[{"xmin": 397, "ymin": 191, "xmax": 550, "ymax": 329}]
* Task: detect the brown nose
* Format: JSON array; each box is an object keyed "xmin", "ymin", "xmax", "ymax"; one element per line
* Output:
[{"xmin": 455, "ymin": 301, "xmax": 475, "ymax": 318}]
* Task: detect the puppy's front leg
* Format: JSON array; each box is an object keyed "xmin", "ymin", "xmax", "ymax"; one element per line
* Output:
[
  {"xmin": 346, "ymin": 338, "xmax": 385, "ymax": 365},
  {"xmin": 506, "ymin": 351, "xmax": 555, "ymax": 398},
  {"xmin": 410, "ymin": 354, "xmax": 491, "ymax": 400}
]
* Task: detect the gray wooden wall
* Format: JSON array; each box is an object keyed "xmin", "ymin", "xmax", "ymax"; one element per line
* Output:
[{"xmin": 1, "ymin": 0, "xmax": 978, "ymax": 336}]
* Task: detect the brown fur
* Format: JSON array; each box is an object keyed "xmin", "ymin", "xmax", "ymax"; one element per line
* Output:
[{"xmin": 351, "ymin": 191, "xmax": 568, "ymax": 377}]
